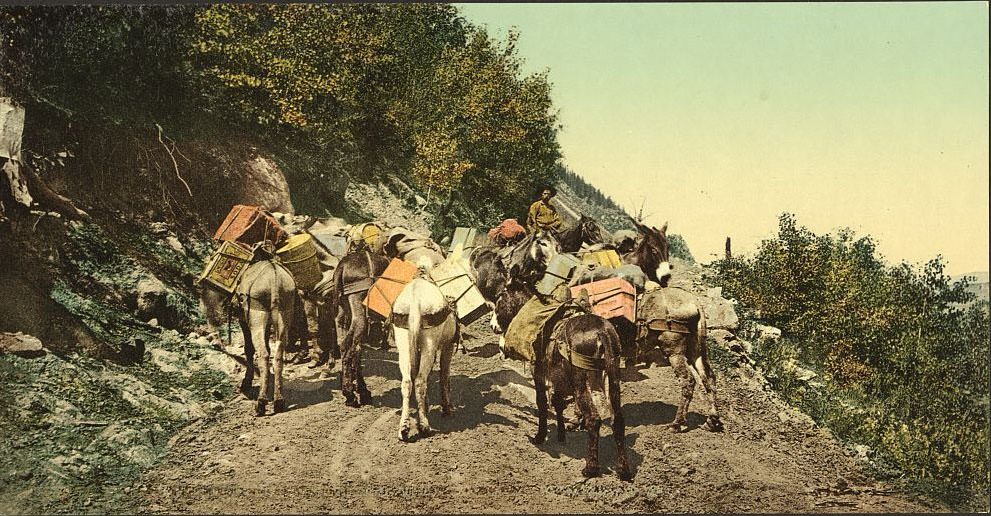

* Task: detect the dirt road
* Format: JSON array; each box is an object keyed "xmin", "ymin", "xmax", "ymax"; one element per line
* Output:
[{"xmin": 136, "ymin": 319, "xmax": 940, "ymax": 514}]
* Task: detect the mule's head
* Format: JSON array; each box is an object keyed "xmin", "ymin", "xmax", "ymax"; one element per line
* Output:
[
  {"xmin": 491, "ymin": 267, "xmax": 532, "ymax": 335},
  {"xmin": 530, "ymin": 230, "xmax": 561, "ymax": 266},
  {"xmin": 631, "ymin": 219, "xmax": 671, "ymax": 285},
  {"xmin": 579, "ymin": 215, "xmax": 605, "ymax": 245}
]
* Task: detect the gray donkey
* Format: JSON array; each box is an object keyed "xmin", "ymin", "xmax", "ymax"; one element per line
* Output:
[{"xmin": 235, "ymin": 258, "xmax": 297, "ymax": 416}]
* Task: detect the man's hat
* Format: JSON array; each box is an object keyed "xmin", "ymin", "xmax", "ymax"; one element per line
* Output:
[{"xmin": 538, "ymin": 185, "xmax": 557, "ymax": 198}]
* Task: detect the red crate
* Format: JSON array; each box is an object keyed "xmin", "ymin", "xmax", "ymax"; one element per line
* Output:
[
  {"xmin": 214, "ymin": 205, "xmax": 286, "ymax": 247},
  {"xmin": 570, "ymin": 277, "xmax": 636, "ymax": 323},
  {"xmin": 363, "ymin": 258, "xmax": 418, "ymax": 318}
]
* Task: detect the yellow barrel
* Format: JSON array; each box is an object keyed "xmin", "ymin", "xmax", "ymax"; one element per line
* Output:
[
  {"xmin": 276, "ymin": 234, "xmax": 323, "ymax": 291},
  {"xmin": 347, "ymin": 222, "xmax": 383, "ymax": 250},
  {"xmin": 360, "ymin": 223, "xmax": 382, "ymax": 248}
]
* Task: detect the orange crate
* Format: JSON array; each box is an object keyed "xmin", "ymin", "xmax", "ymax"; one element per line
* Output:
[
  {"xmin": 363, "ymin": 258, "xmax": 418, "ymax": 318},
  {"xmin": 214, "ymin": 205, "xmax": 286, "ymax": 247},
  {"xmin": 570, "ymin": 277, "xmax": 636, "ymax": 323}
]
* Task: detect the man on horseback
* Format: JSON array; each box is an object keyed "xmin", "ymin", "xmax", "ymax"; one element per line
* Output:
[{"xmin": 527, "ymin": 185, "xmax": 563, "ymax": 234}]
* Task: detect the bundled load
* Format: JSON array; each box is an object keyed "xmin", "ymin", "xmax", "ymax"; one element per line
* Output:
[
  {"xmin": 275, "ymin": 234, "xmax": 323, "ymax": 291},
  {"xmin": 534, "ymin": 253, "xmax": 583, "ymax": 296},
  {"xmin": 363, "ymin": 258, "xmax": 418, "ymax": 318},
  {"xmin": 502, "ymin": 283, "xmax": 578, "ymax": 363},
  {"xmin": 306, "ymin": 216, "xmax": 350, "ymax": 257},
  {"xmin": 382, "ymin": 227, "xmax": 444, "ymax": 262},
  {"xmin": 270, "ymin": 212, "xmax": 313, "ymax": 235},
  {"xmin": 429, "ymin": 256, "xmax": 489, "ymax": 325},
  {"xmin": 347, "ymin": 222, "xmax": 384, "ymax": 252},
  {"xmin": 487, "ymin": 218, "xmax": 526, "ymax": 245},
  {"xmin": 448, "ymin": 227, "xmax": 478, "ymax": 254},
  {"xmin": 214, "ymin": 205, "xmax": 286, "ymax": 248},
  {"xmin": 198, "ymin": 240, "xmax": 255, "ymax": 294},
  {"xmin": 581, "ymin": 248, "xmax": 623, "ymax": 269},
  {"xmin": 570, "ymin": 277, "xmax": 636, "ymax": 323}
]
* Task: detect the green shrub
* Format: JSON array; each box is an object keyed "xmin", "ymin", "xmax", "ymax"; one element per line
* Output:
[{"xmin": 712, "ymin": 213, "xmax": 990, "ymax": 509}]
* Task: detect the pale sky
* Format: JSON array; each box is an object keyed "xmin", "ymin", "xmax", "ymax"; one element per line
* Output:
[{"xmin": 456, "ymin": 2, "xmax": 989, "ymax": 275}]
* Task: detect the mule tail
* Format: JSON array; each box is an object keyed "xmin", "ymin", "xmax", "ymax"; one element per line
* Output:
[
  {"xmin": 407, "ymin": 297, "xmax": 423, "ymax": 382},
  {"xmin": 695, "ymin": 307, "xmax": 715, "ymax": 381},
  {"xmin": 603, "ymin": 323, "xmax": 623, "ymax": 412}
]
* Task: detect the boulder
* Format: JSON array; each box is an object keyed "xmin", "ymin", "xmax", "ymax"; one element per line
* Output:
[
  {"xmin": 135, "ymin": 276, "xmax": 167, "ymax": 316},
  {"xmin": 164, "ymin": 235, "xmax": 185, "ymax": 255},
  {"xmin": 707, "ymin": 328, "xmax": 738, "ymax": 349},
  {"xmin": 236, "ymin": 154, "xmax": 293, "ymax": 215},
  {"xmin": 752, "ymin": 324, "xmax": 782, "ymax": 344},
  {"xmin": 132, "ymin": 275, "xmax": 182, "ymax": 329},
  {"xmin": 783, "ymin": 358, "xmax": 817, "ymax": 382},
  {"xmin": 700, "ymin": 292, "xmax": 739, "ymax": 331},
  {"xmin": 0, "ymin": 332, "xmax": 45, "ymax": 357}
]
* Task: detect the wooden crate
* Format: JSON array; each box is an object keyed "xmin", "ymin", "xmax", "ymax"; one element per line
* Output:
[
  {"xmin": 199, "ymin": 241, "xmax": 254, "ymax": 294},
  {"xmin": 430, "ymin": 257, "xmax": 489, "ymax": 325},
  {"xmin": 570, "ymin": 276, "xmax": 636, "ymax": 323},
  {"xmin": 363, "ymin": 258, "xmax": 418, "ymax": 318},
  {"xmin": 449, "ymin": 227, "xmax": 478, "ymax": 254},
  {"xmin": 213, "ymin": 205, "xmax": 286, "ymax": 247},
  {"xmin": 535, "ymin": 253, "xmax": 583, "ymax": 296}
]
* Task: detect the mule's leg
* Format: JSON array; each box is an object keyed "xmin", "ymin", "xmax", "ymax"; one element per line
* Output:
[
  {"xmin": 693, "ymin": 355, "xmax": 723, "ymax": 432},
  {"xmin": 356, "ymin": 339, "xmax": 372, "ymax": 405},
  {"xmin": 239, "ymin": 314, "xmax": 256, "ymax": 397},
  {"xmin": 573, "ymin": 371, "xmax": 601, "ymax": 478},
  {"xmin": 288, "ymin": 293, "xmax": 310, "ymax": 364},
  {"xmin": 414, "ymin": 350, "xmax": 434, "ymax": 437},
  {"xmin": 439, "ymin": 336, "xmax": 455, "ymax": 417},
  {"xmin": 531, "ymin": 358, "xmax": 549, "ymax": 445},
  {"xmin": 355, "ymin": 313, "xmax": 373, "ymax": 406},
  {"xmin": 667, "ymin": 352, "xmax": 695, "ymax": 432},
  {"xmin": 395, "ymin": 326, "xmax": 414, "ymax": 442},
  {"xmin": 552, "ymin": 388, "xmax": 568, "ymax": 443},
  {"xmin": 272, "ymin": 302, "xmax": 290, "ymax": 414},
  {"xmin": 327, "ymin": 301, "xmax": 341, "ymax": 360},
  {"xmin": 249, "ymin": 309, "xmax": 270, "ymax": 417},
  {"xmin": 305, "ymin": 300, "xmax": 338, "ymax": 371},
  {"xmin": 340, "ymin": 296, "xmax": 367, "ymax": 408},
  {"xmin": 607, "ymin": 371, "xmax": 632, "ymax": 481}
]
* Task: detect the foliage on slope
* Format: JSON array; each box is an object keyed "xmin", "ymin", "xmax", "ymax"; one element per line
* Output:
[
  {"xmin": 711, "ymin": 213, "xmax": 990, "ymax": 510},
  {"xmin": 0, "ymin": 4, "xmax": 561, "ymax": 226}
]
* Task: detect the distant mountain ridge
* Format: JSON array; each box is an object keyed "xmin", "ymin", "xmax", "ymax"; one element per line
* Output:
[{"xmin": 951, "ymin": 271, "xmax": 990, "ymax": 305}]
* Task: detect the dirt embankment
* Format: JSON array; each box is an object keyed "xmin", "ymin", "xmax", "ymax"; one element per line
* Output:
[{"xmin": 135, "ymin": 316, "xmax": 940, "ymax": 514}]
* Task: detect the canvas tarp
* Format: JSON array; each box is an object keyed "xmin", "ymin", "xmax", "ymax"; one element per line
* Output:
[
  {"xmin": 383, "ymin": 226, "xmax": 444, "ymax": 259},
  {"xmin": 502, "ymin": 292, "xmax": 570, "ymax": 364},
  {"xmin": 638, "ymin": 286, "xmax": 701, "ymax": 324}
]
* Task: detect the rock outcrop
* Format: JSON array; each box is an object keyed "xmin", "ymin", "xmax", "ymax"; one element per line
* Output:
[{"xmin": 235, "ymin": 154, "xmax": 294, "ymax": 215}]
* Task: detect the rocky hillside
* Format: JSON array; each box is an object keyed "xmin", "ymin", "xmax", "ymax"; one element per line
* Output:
[
  {"xmin": 0, "ymin": 136, "xmax": 316, "ymax": 513},
  {"xmin": 0, "ymin": 151, "xmax": 945, "ymax": 513}
]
